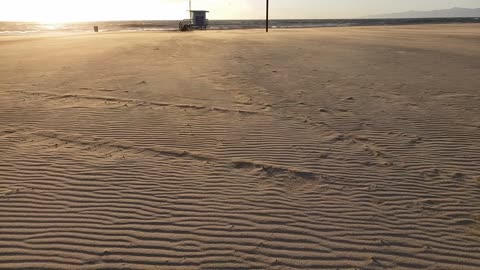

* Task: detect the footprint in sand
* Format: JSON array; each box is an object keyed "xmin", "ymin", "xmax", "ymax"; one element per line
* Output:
[
  {"xmin": 319, "ymin": 108, "xmax": 328, "ymax": 113},
  {"xmin": 0, "ymin": 188, "xmax": 14, "ymax": 197},
  {"xmin": 0, "ymin": 187, "xmax": 26, "ymax": 197},
  {"xmin": 234, "ymin": 93, "xmax": 254, "ymax": 105},
  {"xmin": 409, "ymin": 137, "xmax": 423, "ymax": 144},
  {"xmin": 452, "ymin": 173, "xmax": 466, "ymax": 181}
]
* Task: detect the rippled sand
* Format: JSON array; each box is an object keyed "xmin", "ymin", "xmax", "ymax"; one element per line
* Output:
[{"xmin": 1, "ymin": 24, "xmax": 479, "ymax": 269}]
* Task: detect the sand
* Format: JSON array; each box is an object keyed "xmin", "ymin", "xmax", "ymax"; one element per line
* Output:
[{"xmin": 0, "ymin": 24, "xmax": 479, "ymax": 269}]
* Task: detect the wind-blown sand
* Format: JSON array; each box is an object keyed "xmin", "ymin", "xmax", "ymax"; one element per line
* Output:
[{"xmin": 0, "ymin": 24, "xmax": 479, "ymax": 269}]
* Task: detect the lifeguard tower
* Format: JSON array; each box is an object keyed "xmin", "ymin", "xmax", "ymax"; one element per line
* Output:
[{"xmin": 179, "ymin": 1, "xmax": 209, "ymax": 31}]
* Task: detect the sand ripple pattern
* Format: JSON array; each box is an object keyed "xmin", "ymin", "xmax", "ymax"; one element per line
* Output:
[{"xmin": 1, "ymin": 27, "xmax": 480, "ymax": 269}]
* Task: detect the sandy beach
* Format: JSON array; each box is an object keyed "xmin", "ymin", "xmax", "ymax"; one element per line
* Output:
[{"xmin": 1, "ymin": 24, "xmax": 479, "ymax": 269}]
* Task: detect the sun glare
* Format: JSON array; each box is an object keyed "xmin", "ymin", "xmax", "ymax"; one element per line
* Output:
[
  {"xmin": 3, "ymin": 0, "xmax": 187, "ymax": 22},
  {"xmin": 41, "ymin": 23, "xmax": 65, "ymax": 30}
]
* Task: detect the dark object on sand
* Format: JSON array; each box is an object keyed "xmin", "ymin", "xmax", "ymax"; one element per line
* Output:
[
  {"xmin": 179, "ymin": 22, "xmax": 191, "ymax": 32},
  {"xmin": 94, "ymin": 26, "xmax": 99, "ymax": 32},
  {"xmin": 179, "ymin": 10, "xmax": 209, "ymax": 31}
]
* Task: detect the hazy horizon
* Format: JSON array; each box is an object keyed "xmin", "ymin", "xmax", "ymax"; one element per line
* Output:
[{"xmin": 1, "ymin": 0, "xmax": 479, "ymax": 22}]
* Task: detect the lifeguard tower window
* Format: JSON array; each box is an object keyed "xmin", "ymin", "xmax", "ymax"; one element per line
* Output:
[{"xmin": 191, "ymin": 10, "xmax": 209, "ymax": 29}]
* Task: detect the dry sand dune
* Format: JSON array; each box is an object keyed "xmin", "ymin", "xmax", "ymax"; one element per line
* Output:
[{"xmin": 1, "ymin": 24, "xmax": 480, "ymax": 269}]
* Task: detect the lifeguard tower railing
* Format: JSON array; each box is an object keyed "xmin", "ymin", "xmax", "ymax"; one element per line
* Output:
[{"xmin": 180, "ymin": 18, "xmax": 209, "ymax": 28}]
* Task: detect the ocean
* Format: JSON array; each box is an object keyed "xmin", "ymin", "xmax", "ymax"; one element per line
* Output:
[{"xmin": 1, "ymin": 18, "xmax": 479, "ymax": 35}]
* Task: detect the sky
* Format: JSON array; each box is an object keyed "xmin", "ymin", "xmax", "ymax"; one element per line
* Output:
[{"xmin": 0, "ymin": 0, "xmax": 479, "ymax": 22}]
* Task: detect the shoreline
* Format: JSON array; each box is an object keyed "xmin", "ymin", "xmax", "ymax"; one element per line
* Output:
[
  {"xmin": 2, "ymin": 23, "xmax": 480, "ymax": 40},
  {"xmin": 1, "ymin": 18, "xmax": 480, "ymax": 36}
]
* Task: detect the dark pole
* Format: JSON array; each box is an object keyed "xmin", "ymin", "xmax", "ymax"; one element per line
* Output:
[{"xmin": 266, "ymin": 0, "xmax": 269, "ymax": 32}]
